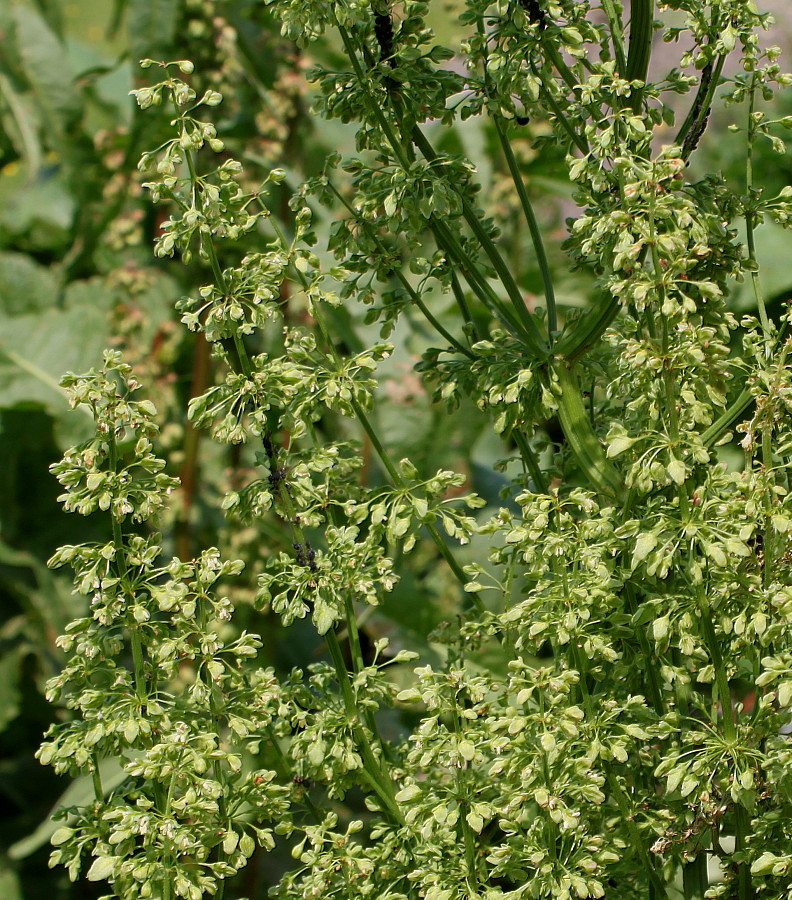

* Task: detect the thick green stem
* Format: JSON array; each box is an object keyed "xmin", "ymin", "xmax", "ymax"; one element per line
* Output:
[
  {"xmin": 452, "ymin": 710, "xmax": 479, "ymax": 892},
  {"xmin": 550, "ymin": 359, "xmax": 623, "ymax": 497},
  {"xmin": 682, "ymin": 854, "xmax": 708, "ymax": 900},
  {"xmin": 512, "ymin": 429, "xmax": 548, "ymax": 493},
  {"xmin": 556, "ymin": 293, "xmax": 620, "ymax": 363},
  {"xmin": 492, "ymin": 116, "xmax": 558, "ymax": 339},
  {"xmin": 91, "ymin": 756, "xmax": 104, "ymax": 803},
  {"xmin": 624, "ymin": 586, "xmax": 665, "ymax": 716},
  {"xmin": 626, "ymin": 0, "xmax": 654, "ymax": 112},
  {"xmin": 701, "ymin": 389, "xmax": 753, "ymax": 448},
  {"xmin": 675, "ymin": 55, "xmax": 726, "ymax": 158},
  {"xmin": 607, "ymin": 773, "xmax": 668, "ymax": 897},
  {"xmin": 449, "ymin": 270, "xmax": 483, "ymax": 342}
]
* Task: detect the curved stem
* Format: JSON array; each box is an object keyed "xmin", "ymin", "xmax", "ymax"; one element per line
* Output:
[
  {"xmin": 512, "ymin": 428, "xmax": 548, "ymax": 493},
  {"xmin": 556, "ymin": 293, "xmax": 620, "ymax": 363},
  {"xmin": 676, "ymin": 55, "xmax": 726, "ymax": 158},
  {"xmin": 550, "ymin": 359, "xmax": 623, "ymax": 497}
]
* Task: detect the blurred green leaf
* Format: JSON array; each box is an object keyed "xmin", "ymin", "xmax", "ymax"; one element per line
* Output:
[
  {"xmin": 0, "ymin": 169, "xmax": 74, "ymax": 250},
  {"xmin": 11, "ymin": 4, "xmax": 81, "ymax": 136},
  {"xmin": 0, "ymin": 252, "xmax": 58, "ymax": 316},
  {"xmin": 0, "ymin": 867, "xmax": 23, "ymax": 900},
  {"xmin": 0, "ymin": 274, "xmax": 115, "ymax": 445},
  {"xmin": 127, "ymin": 0, "xmax": 178, "ymax": 65},
  {"xmin": 8, "ymin": 757, "xmax": 130, "ymax": 860},
  {"xmin": 0, "ymin": 645, "xmax": 21, "ymax": 734}
]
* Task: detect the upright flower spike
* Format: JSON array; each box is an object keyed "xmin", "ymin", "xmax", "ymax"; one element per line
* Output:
[{"xmin": 40, "ymin": 355, "xmax": 290, "ymax": 900}]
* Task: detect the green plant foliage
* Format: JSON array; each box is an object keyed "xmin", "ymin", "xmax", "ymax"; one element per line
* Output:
[{"xmin": 6, "ymin": 2, "xmax": 792, "ymax": 900}]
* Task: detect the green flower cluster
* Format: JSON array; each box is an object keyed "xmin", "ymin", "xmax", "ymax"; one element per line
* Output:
[{"xmin": 39, "ymin": 3, "xmax": 792, "ymax": 899}]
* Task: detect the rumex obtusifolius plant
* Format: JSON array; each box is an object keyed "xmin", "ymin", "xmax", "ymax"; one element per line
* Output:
[{"xmin": 38, "ymin": 3, "xmax": 792, "ymax": 900}]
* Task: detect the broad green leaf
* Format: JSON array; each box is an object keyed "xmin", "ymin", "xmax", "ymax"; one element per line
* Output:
[
  {"xmin": 12, "ymin": 5, "xmax": 81, "ymax": 135},
  {"xmin": 0, "ymin": 276, "xmax": 115, "ymax": 446},
  {"xmin": 0, "ymin": 252, "xmax": 58, "ymax": 315},
  {"xmin": 8, "ymin": 757, "xmax": 128, "ymax": 860},
  {"xmin": 0, "ymin": 168, "xmax": 74, "ymax": 249}
]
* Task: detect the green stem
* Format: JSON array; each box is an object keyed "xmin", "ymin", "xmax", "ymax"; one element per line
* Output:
[
  {"xmin": 745, "ymin": 73, "xmax": 772, "ymax": 341},
  {"xmin": 624, "ymin": 585, "xmax": 665, "ymax": 716},
  {"xmin": 185, "ymin": 149, "xmax": 402, "ymax": 828},
  {"xmin": 411, "ymin": 129, "xmax": 548, "ymax": 356},
  {"xmin": 556, "ymin": 293, "xmax": 620, "ymax": 363},
  {"xmin": 108, "ymin": 437, "xmax": 147, "ymax": 704},
  {"xmin": 338, "ymin": 18, "xmax": 547, "ymax": 355},
  {"xmin": 343, "ymin": 597, "xmax": 381, "ymax": 737},
  {"xmin": 571, "ymin": 642, "xmax": 594, "ymax": 719},
  {"xmin": 607, "ymin": 772, "xmax": 668, "ymax": 897},
  {"xmin": 701, "ymin": 389, "xmax": 753, "ymax": 448},
  {"xmin": 431, "ymin": 216, "xmax": 524, "ymax": 335},
  {"xmin": 325, "ymin": 630, "xmax": 404, "ymax": 823},
  {"xmin": 539, "ymin": 83, "xmax": 590, "ymax": 155},
  {"xmin": 452, "ymin": 710, "xmax": 479, "ymax": 892},
  {"xmin": 601, "ymin": 0, "xmax": 628, "ymax": 75},
  {"xmin": 336, "ymin": 22, "xmax": 410, "ymax": 169},
  {"xmin": 682, "ymin": 852, "xmax": 708, "ymax": 899},
  {"xmin": 626, "ymin": 0, "xmax": 654, "ymax": 112},
  {"xmin": 697, "ymin": 593, "xmax": 754, "ymax": 899},
  {"xmin": 550, "ymin": 359, "xmax": 623, "ymax": 497},
  {"xmin": 512, "ymin": 429, "xmax": 548, "ymax": 493},
  {"xmin": 675, "ymin": 55, "xmax": 726, "ymax": 158},
  {"xmin": 91, "ymin": 756, "xmax": 104, "ymax": 803},
  {"xmin": 543, "ymin": 44, "xmax": 579, "ymax": 94},
  {"xmin": 327, "ymin": 181, "xmax": 474, "ymax": 356},
  {"xmin": 697, "ymin": 595, "xmax": 734, "ymax": 741},
  {"xmin": 492, "ymin": 116, "xmax": 558, "ymax": 339},
  {"xmin": 450, "ymin": 270, "xmax": 483, "ymax": 342}
]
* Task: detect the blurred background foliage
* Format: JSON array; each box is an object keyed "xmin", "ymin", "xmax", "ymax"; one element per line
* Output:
[{"xmin": 1, "ymin": 0, "xmax": 791, "ymax": 897}]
